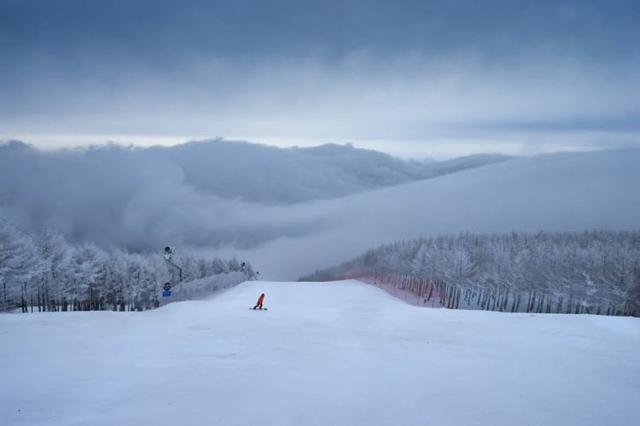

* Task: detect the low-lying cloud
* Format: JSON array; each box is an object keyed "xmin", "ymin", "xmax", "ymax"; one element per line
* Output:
[
  {"xmin": 1, "ymin": 139, "xmax": 504, "ymax": 252},
  {"xmin": 2, "ymin": 140, "xmax": 639, "ymax": 279},
  {"xmin": 2, "ymin": 1, "xmax": 639, "ymax": 156}
]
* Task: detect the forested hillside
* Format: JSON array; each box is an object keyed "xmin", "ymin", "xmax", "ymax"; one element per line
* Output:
[
  {"xmin": 303, "ymin": 231, "xmax": 640, "ymax": 316},
  {"xmin": 0, "ymin": 219, "xmax": 253, "ymax": 313}
]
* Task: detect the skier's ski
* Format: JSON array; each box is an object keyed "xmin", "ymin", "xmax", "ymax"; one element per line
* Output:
[{"xmin": 249, "ymin": 307, "xmax": 268, "ymax": 311}]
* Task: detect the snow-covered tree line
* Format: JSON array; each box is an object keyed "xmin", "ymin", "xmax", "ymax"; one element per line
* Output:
[
  {"xmin": 0, "ymin": 220, "xmax": 255, "ymax": 312},
  {"xmin": 303, "ymin": 231, "xmax": 640, "ymax": 316}
]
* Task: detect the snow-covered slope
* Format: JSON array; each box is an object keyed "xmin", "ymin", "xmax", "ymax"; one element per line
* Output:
[
  {"xmin": 1, "ymin": 280, "xmax": 638, "ymax": 426},
  {"xmin": 238, "ymin": 148, "xmax": 640, "ymax": 278}
]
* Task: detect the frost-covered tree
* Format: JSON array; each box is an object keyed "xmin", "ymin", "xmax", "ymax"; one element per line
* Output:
[
  {"xmin": 228, "ymin": 258, "xmax": 241, "ymax": 272},
  {"xmin": 0, "ymin": 222, "xmax": 46, "ymax": 311},
  {"xmin": 0, "ymin": 219, "xmax": 254, "ymax": 312},
  {"xmin": 37, "ymin": 228, "xmax": 72, "ymax": 310},
  {"xmin": 303, "ymin": 231, "xmax": 640, "ymax": 317},
  {"xmin": 66, "ymin": 243, "xmax": 107, "ymax": 310},
  {"xmin": 211, "ymin": 258, "xmax": 229, "ymax": 274}
]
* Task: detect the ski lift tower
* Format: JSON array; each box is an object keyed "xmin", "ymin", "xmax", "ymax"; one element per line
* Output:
[{"xmin": 163, "ymin": 246, "xmax": 183, "ymax": 283}]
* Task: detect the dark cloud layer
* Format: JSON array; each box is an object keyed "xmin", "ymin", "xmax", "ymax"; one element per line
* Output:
[
  {"xmin": 1, "ymin": 1, "xmax": 639, "ymax": 154},
  {"xmin": 3, "ymin": 0, "xmax": 638, "ymax": 62}
]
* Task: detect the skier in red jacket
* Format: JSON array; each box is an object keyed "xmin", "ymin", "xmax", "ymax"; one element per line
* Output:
[{"xmin": 252, "ymin": 293, "xmax": 265, "ymax": 310}]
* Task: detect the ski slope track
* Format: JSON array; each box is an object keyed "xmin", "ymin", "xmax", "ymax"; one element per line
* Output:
[{"xmin": 1, "ymin": 280, "xmax": 639, "ymax": 426}]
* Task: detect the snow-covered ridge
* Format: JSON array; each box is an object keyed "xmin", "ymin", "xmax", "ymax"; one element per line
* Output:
[
  {"xmin": 238, "ymin": 148, "xmax": 640, "ymax": 278},
  {"xmin": 1, "ymin": 280, "xmax": 638, "ymax": 425}
]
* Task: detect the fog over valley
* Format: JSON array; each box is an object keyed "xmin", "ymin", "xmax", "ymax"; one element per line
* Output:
[{"xmin": 2, "ymin": 139, "xmax": 638, "ymax": 278}]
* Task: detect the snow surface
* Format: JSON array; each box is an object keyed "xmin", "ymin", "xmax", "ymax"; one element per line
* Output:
[{"xmin": 1, "ymin": 280, "xmax": 639, "ymax": 426}]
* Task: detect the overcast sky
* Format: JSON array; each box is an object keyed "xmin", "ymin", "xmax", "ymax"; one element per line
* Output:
[{"xmin": 1, "ymin": 0, "xmax": 639, "ymax": 158}]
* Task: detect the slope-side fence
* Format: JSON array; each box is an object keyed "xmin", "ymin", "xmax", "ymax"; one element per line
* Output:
[{"xmin": 342, "ymin": 268, "xmax": 637, "ymax": 316}]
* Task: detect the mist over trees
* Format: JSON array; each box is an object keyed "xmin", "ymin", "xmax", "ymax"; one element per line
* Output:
[
  {"xmin": 2, "ymin": 140, "xmax": 639, "ymax": 280},
  {"xmin": 0, "ymin": 219, "xmax": 254, "ymax": 313},
  {"xmin": 0, "ymin": 139, "xmax": 509, "ymax": 252},
  {"xmin": 303, "ymin": 231, "xmax": 640, "ymax": 317}
]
